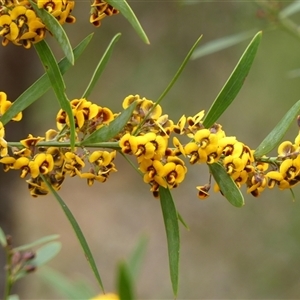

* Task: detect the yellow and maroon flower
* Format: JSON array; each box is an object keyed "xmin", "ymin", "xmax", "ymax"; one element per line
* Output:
[
  {"xmin": 20, "ymin": 134, "xmax": 44, "ymax": 148},
  {"xmin": 196, "ymin": 184, "xmax": 210, "ymax": 200},
  {"xmin": 63, "ymin": 151, "xmax": 85, "ymax": 177},
  {"xmin": 162, "ymin": 156, "xmax": 187, "ymax": 188},
  {"xmin": 90, "ymin": 0, "xmax": 118, "ymax": 27},
  {"xmin": 0, "ymin": 121, "xmax": 7, "ymax": 157},
  {"xmin": 26, "ymin": 176, "xmax": 49, "ymax": 197},
  {"xmin": 0, "ymin": 156, "xmax": 15, "ymax": 172}
]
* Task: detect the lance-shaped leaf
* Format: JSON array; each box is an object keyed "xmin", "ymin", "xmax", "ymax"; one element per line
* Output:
[
  {"xmin": 254, "ymin": 100, "xmax": 300, "ymax": 158},
  {"xmin": 34, "ymin": 40, "xmax": 76, "ymax": 150},
  {"xmin": 209, "ymin": 163, "xmax": 244, "ymax": 207},
  {"xmin": 279, "ymin": 1, "xmax": 300, "ymax": 18},
  {"xmin": 203, "ymin": 31, "xmax": 262, "ymax": 128},
  {"xmin": 14, "ymin": 234, "xmax": 60, "ymax": 251},
  {"xmin": 31, "ymin": 241, "xmax": 62, "ymax": 267},
  {"xmin": 82, "ymin": 33, "xmax": 121, "ymax": 98},
  {"xmin": 159, "ymin": 186, "xmax": 180, "ymax": 297},
  {"xmin": 42, "ymin": 176, "xmax": 105, "ymax": 293},
  {"xmin": 191, "ymin": 29, "xmax": 258, "ymax": 59},
  {"xmin": 81, "ymin": 102, "xmax": 136, "ymax": 145},
  {"xmin": 30, "ymin": 0, "xmax": 74, "ymax": 64},
  {"xmin": 117, "ymin": 261, "xmax": 134, "ymax": 300},
  {"xmin": 39, "ymin": 267, "xmax": 95, "ymax": 299},
  {"xmin": 106, "ymin": 0, "xmax": 149, "ymax": 44},
  {"xmin": 0, "ymin": 34, "xmax": 93, "ymax": 126}
]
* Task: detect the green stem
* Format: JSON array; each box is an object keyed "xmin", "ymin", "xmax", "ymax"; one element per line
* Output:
[
  {"xmin": 3, "ymin": 247, "xmax": 13, "ymax": 300},
  {"xmin": 119, "ymin": 151, "xmax": 143, "ymax": 177}
]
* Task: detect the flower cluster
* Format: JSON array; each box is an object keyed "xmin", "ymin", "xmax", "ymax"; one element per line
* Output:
[
  {"xmin": 0, "ymin": 0, "xmax": 118, "ymax": 48},
  {"xmin": 0, "ymin": 0, "xmax": 75, "ymax": 48},
  {"xmin": 1, "ymin": 91, "xmax": 300, "ymax": 200},
  {"xmin": 0, "ymin": 91, "xmax": 22, "ymax": 156},
  {"xmin": 90, "ymin": 0, "xmax": 119, "ymax": 27},
  {"xmin": 0, "ymin": 97, "xmax": 117, "ymax": 197},
  {"xmin": 266, "ymin": 127, "xmax": 300, "ymax": 191},
  {"xmin": 119, "ymin": 95, "xmax": 186, "ymax": 197}
]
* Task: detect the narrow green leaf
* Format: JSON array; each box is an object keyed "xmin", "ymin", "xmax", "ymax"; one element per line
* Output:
[
  {"xmin": 14, "ymin": 234, "xmax": 60, "ymax": 251},
  {"xmin": 0, "ymin": 227, "xmax": 7, "ymax": 247},
  {"xmin": 81, "ymin": 102, "xmax": 136, "ymax": 145},
  {"xmin": 0, "ymin": 34, "xmax": 93, "ymax": 126},
  {"xmin": 106, "ymin": 0, "xmax": 149, "ymax": 44},
  {"xmin": 117, "ymin": 261, "xmax": 134, "ymax": 300},
  {"xmin": 156, "ymin": 35, "xmax": 202, "ymax": 107},
  {"xmin": 30, "ymin": 0, "xmax": 74, "ymax": 64},
  {"xmin": 82, "ymin": 33, "xmax": 121, "ymax": 98},
  {"xmin": 279, "ymin": 1, "xmax": 300, "ymax": 18},
  {"xmin": 209, "ymin": 163, "xmax": 244, "ymax": 207},
  {"xmin": 34, "ymin": 40, "xmax": 76, "ymax": 150},
  {"xmin": 191, "ymin": 30, "xmax": 258, "ymax": 59},
  {"xmin": 203, "ymin": 31, "xmax": 262, "ymax": 128},
  {"xmin": 254, "ymin": 100, "xmax": 300, "ymax": 158},
  {"xmin": 128, "ymin": 236, "xmax": 148, "ymax": 282},
  {"xmin": 31, "ymin": 241, "xmax": 62, "ymax": 267},
  {"xmin": 134, "ymin": 36, "xmax": 202, "ymax": 134},
  {"xmin": 290, "ymin": 188, "xmax": 296, "ymax": 202},
  {"xmin": 177, "ymin": 212, "xmax": 190, "ymax": 231},
  {"xmin": 41, "ymin": 176, "xmax": 105, "ymax": 293},
  {"xmin": 159, "ymin": 186, "xmax": 180, "ymax": 297}
]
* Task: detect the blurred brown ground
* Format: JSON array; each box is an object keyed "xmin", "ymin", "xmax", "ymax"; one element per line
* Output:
[{"xmin": 2, "ymin": 1, "xmax": 300, "ymax": 299}]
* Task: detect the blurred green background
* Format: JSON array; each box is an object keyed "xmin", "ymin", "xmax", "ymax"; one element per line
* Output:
[{"xmin": 2, "ymin": 1, "xmax": 300, "ymax": 299}]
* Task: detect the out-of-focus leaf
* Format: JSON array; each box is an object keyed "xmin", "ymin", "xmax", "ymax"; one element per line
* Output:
[
  {"xmin": 209, "ymin": 163, "xmax": 244, "ymax": 208},
  {"xmin": 287, "ymin": 68, "xmax": 300, "ymax": 79},
  {"xmin": 34, "ymin": 40, "xmax": 76, "ymax": 150},
  {"xmin": 159, "ymin": 186, "xmax": 180, "ymax": 297},
  {"xmin": 191, "ymin": 30, "xmax": 258, "ymax": 59},
  {"xmin": 0, "ymin": 34, "xmax": 93, "ymax": 126},
  {"xmin": 117, "ymin": 261, "xmax": 134, "ymax": 300},
  {"xmin": 15, "ymin": 242, "xmax": 61, "ymax": 281},
  {"xmin": 279, "ymin": 1, "xmax": 300, "ymax": 18},
  {"xmin": 39, "ymin": 267, "xmax": 94, "ymax": 299},
  {"xmin": 128, "ymin": 236, "xmax": 148, "ymax": 282},
  {"xmin": 82, "ymin": 33, "xmax": 121, "ymax": 98},
  {"xmin": 30, "ymin": 1, "xmax": 74, "ymax": 64},
  {"xmin": 0, "ymin": 227, "xmax": 7, "ymax": 247},
  {"xmin": 14, "ymin": 234, "xmax": 60, "ymax": 251},
  {"xmin": 31, "ymin": 241, "xmax": 62, "ymax": 267},
  {"xmin": 8, "ymin": 295, "xmax": 19, "ymax": 300},
  {"xmin": 42, "ymin": 176, "xmax": 105, "ymax": 293},
  {"xmin": 203, "ymin": 31, "xmax": 262, "ymax": 128},
  {"xmin": 181, "ymin": 0, "xmax": 212, "ymax": 4},
  {"xmin": 81, "ymin": 102, "xmax": 136, "ymax": 145},
  {"xmin": 106, "ymin": 0, "xmax": 149, "ymax": 44},
  {"xmin": 254, "ymin": 100, "xmax": 300, "ymax": 158}
]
